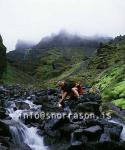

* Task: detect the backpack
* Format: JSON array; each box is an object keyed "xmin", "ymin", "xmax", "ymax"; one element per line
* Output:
[{"xmin": 77, "ymin": 85, "xmax": 84, "ymax": 95}]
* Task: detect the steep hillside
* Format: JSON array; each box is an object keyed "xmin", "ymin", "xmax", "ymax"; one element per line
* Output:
[
  {"xmin": 7, "ymin": 32, "xmax": 111, "ymax": 83},
  {"xmin": 85, "ymin": 35, "xmax": 125, "ymax": 110},
  {"xmin": 64, "ymin": 35, "xmax": 125, "ymax": 83},
  {"xmin": 2, "ymin": 65, "xmax": 36, "ymax": 86},
  {"xmin": 0, "ymin": 35, "xmax": 7, "ymax": 79}
]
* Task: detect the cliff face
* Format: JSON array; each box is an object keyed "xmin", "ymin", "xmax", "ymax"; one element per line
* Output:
[{"xmin": 0, "ymin": 35, "xmax": 7, "ymax": 78}]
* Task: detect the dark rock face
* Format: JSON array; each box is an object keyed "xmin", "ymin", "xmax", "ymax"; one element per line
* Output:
[
  {"xmin": 0, "ymin": 107, "xmax": 9, "ymax": 119},
  {"xmin": 76, "ymin": 102, "xmax": 100, "ymax": 114},
  {"xmin": 0, "ymin": 120, "xmax": 12, "ymax": 138},
  {"xmin": 0, "ymin": 35, "xmax": 7, "ymax": 79},
  {"xmin": 0, "ymin": 120, "xmax": 12, "ymax": 149}
]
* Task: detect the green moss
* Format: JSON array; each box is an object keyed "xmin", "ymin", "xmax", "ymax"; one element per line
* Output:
[
  {"xmin": 92, "ymin": 64, "xmax": 125, "ymax": 102},
  {"xmin": 112, "ymin": 98, "xmax": 125, "ymax": 109}
]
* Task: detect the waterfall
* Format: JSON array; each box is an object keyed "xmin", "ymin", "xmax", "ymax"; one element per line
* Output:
[{"xmin": 7, "ymin": 100, "xmax": 47, "ymax": 150}]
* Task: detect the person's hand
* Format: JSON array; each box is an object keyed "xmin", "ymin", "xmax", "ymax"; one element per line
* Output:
[
  {"xmin": 57, "ymin": 102, "xmax": 62, "ymax": 108},
  {"xmin": 59, "ymin": 103, "xmax": 62, "ymax": 107}
]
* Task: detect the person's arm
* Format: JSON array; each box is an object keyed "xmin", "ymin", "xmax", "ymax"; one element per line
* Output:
[{"xmin": 59, "ymin": 91, "xmax": 67, "ymax": 104}]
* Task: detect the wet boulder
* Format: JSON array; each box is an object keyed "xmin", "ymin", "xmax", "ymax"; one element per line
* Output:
[
  {"xmin": 80, "ymin": 94, "xmax": 101, "ymax": 103},
  {"xmin": 68, "ymin": 141, "xmax": 83, "ymax": 150},
  {"xmin": 0, "ymin": 136, "xmax": 11, "ymax": 148},
  {"xmin": 9, "ymin": 143, "xmax": 32, "ymax": 150},
  {"xmin": 21, "ymin": 110, "xmax": 43, "ymax": 125},
  {"xmin": 0, "ymin": 144, "xmax": 8, "ymax": 150},
  {"xmin": 0, "ymin": 107, "xmax": 9, "ymax": 119},
  {"xmin": 43, "ymin": 117, "xmax": 70, "ymax": 144},
  {"xmin": 118, "ymin": 141, "xmax": 125, "ymax": 150},
  {"xmin": 85, "ymin": 141, "xmax": 120, "ymax": 150},
  {"xmin": 47, "ymin": 89, "xmax": 58, "ymax": 96},
  {"xmin": 82, "ymin": 125, "xmax": 102, "ymax": 141},
  {"xmin": 44, "ymin": 117, "xmax": 69, "ymax": 132},
  {"xmin": 15, "ymin": 101, "xmax": 30, "ymax": 110},
  {"xmin": 71, "ymin": 129, "xmax": 88, "ymax": 142},
  {"xmin": 43, "ymin": 126, "xmax": 62, "ymax": 145},
  {"xmin": 0, "ymin": 86, "xmax": 8, "ymax": 94},
  {"xmin": 34, "ymin": 95, "xmax": 49, "ymax": 105},
  {"xmin": 71, "ymin": 130, "xmax": 88, "ymax": 147},
  {"xmin": 99, "ymin": 133, "xmax": 111, "ymax": 142},
  {"xmin": 104, "ymin": 122, "xmax": 123, "ymax": 141},
  {"xmin": 0, "ymin": 120, "xmax": 12, "ymax": 138},
  {"xmin": 59, "ymin": 123, "xmax": 80, "ymax": 137},
  {"xmin": 36, "ymin": 90, "xmax": 48, "ymax": 97},
  {"xmin": 76, "ymin": 102, "xmax": 100, "ymax": 115}
]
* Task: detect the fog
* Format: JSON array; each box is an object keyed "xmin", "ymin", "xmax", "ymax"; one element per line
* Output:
[{"xmin": 0, "ymin": 0, "xmax": 125, "ymax": 51}]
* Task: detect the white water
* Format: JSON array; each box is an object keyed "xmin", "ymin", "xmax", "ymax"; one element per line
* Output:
[
  {"xmin": 109, "ymin": 120, "xmax": 125, "ymax": 141},
  {"xmin": 7, "ymin": 100, "xmax": 47, "ymax": 150}
]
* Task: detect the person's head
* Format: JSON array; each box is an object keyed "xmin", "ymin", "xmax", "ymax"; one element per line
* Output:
[{"xmin": 57, "ymin": 80, "xmax": 65, "ymax": 87}]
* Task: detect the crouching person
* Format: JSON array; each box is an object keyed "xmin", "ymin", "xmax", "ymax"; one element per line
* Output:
[{"xmin": 57, "ymin": 80, "xmax": 83, "ymax": 107}]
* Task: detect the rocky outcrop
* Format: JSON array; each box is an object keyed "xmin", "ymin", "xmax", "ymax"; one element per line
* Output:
[{"xmin": 0, "ymin": 35, "xmax": 7, "ymax": 79}]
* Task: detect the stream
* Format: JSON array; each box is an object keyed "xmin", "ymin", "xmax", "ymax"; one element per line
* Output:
[{"xmin": 6, "ymin": 99, "xmax": 47, "ymax": 150}]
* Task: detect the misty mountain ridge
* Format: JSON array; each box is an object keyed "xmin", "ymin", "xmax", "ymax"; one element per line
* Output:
[
  {"xmin": 35, "ymin": 31, "xmax": 112, "ymax": 49},
  {"xmin": 9, "ymin": 31, "xmax": 112, "ymax": 54},
  {"xmin": 15, "ymin": 40, "xmax": 35, "ymax": 52}
]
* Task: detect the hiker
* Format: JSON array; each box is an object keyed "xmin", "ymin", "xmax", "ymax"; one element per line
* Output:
[{"xmin": 57, "ymin": 80, "xmax": 83, "ymax": 107}]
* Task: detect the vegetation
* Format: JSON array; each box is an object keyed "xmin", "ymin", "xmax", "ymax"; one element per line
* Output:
[
  {"xmin": 6, "ymin": 33, "xmax": 125, "ymax": 110},
  {"xmin": 2, "ymin": 65, "xmax": 36, "ymax": 86},
  {"xmin": 89, "ymin": 35, "xmax": 125, "ymax": 109},
  {"xmin": 7, "ymin": 32, "xmax": 110, "ymax": 85},
  {"xmin": 112, "ymin": 98, "xmax": 125, "ymax": 109}
]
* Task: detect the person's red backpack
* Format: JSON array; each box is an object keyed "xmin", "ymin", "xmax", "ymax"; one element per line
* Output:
[{"xmin": 77, "ymin": 85, "xmax": 84, "ymax": 95}]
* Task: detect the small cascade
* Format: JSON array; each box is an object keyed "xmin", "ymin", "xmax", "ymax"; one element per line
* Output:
[
  {"xmin": 7, "ymin": 100, "xmax": 47, "ymax": 150},
  {"xmin": 109, "ymin": 120, "xmax": 125, "ymax": 141}
]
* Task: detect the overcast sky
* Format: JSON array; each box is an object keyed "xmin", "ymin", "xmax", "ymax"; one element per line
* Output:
[{"xmin": 0, "ymin": 0, "xmax": 125, "ymax": 51}]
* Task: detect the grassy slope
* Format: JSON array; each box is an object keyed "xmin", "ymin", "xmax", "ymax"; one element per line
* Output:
[
  {"xmin": 2, "ymin": 65, "xmax": 36, "ymax": 86},
  {"xmin": 91, "ymin": 37, "xmax": 125, "ymax": 109},
  {"xmin": 41, "ymin": 62, "xmax": 82, "ymax": 88},
  {"xmin": 34, "ymin": 47, "xmax": 86, "ymax": 87},
  {"xmin": 37, "ymin": 36, "xmax": 125, "ymax": 101},
  {"xmin": 94, "ymin": 64, "xmax": 125, "ymax": 109}
]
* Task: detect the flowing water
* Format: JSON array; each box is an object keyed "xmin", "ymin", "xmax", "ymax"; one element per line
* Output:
[
  {"xmin": 7, "ymin": 100, "xmax": 47, "ymax": 150},
  {"xmin": 109, "ymin": 120, "xmax": 125, "ymax": 141},
  {"xmin": 5, "ymin": 97, "xmax": 125, "ymax": 149}
]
